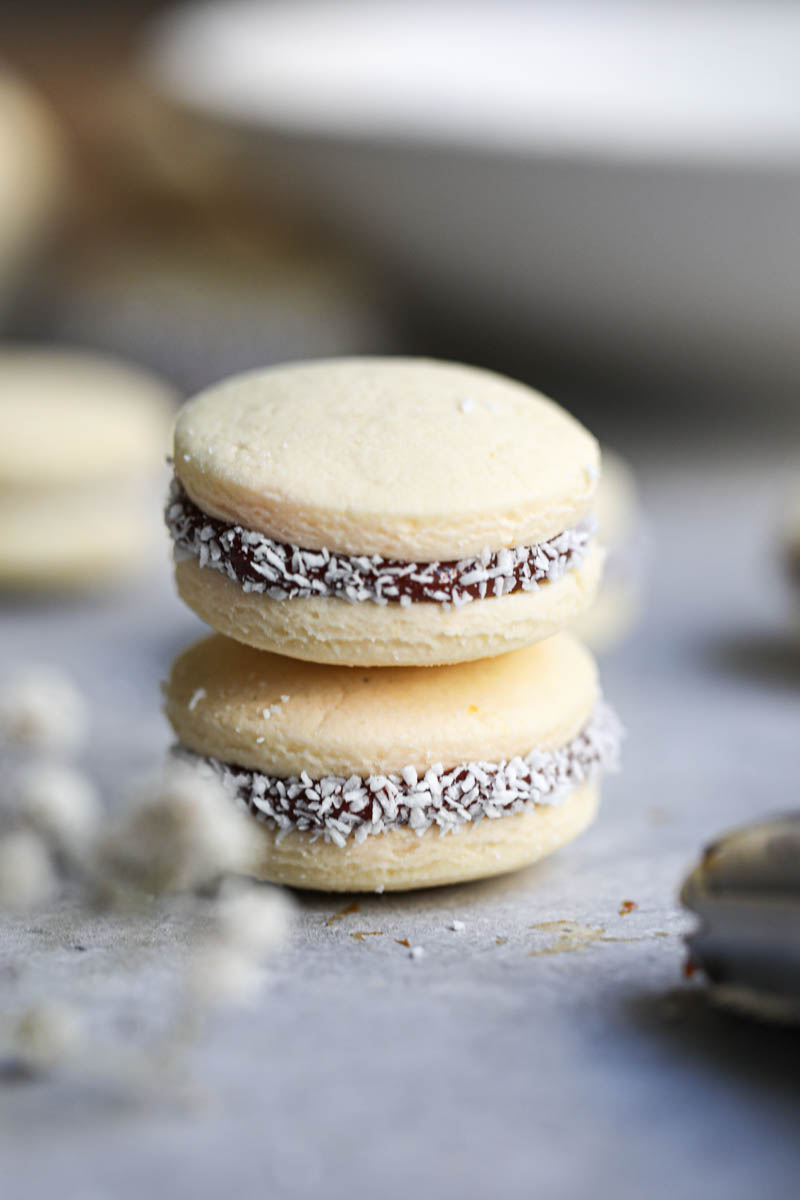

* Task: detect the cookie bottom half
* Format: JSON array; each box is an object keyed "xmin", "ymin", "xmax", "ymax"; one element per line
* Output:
[
  {"xmin": 242, "ymin": 781, "xmax": 599, "ymax": 892},
  {"xmin": 175, "ymin": 545, "xmax": 604, "ymax": 667},
  {"xmin": 0, "ymin": 488, "xmax": 162, "ymax": 590}
]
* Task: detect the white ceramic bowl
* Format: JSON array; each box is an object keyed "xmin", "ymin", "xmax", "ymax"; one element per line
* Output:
[{"xmin": 149, "ymin": 1, "xmax": 800, "ymax": 383}]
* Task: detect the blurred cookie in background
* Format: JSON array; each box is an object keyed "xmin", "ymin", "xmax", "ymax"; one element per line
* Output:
[
  {"xmin": 0, "ymin": 68, "xmax": 65, "ymax": 323},
  {"xmin": 0, "ymin": 346, "xmax": 175, "ymax": 592},
  {"xmin": 4, "ymin": 56, "xmax": 395, "ymax": 390},
  {"xmin": 572, "ymin": 448, "xmax": 643, "ymax": 654}
]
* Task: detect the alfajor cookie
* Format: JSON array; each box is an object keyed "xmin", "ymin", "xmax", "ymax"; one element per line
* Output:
[
  {"xmin": 163, "ymin": 631, "xmax": 621, "ymax": 892},
  {"xmin": 166, "ymin": 357, "xmax": 603, "ymax": 666},
  {"xmin": 0, "ymin": 347, "xmax": 175, "ymax": 589},
  {"xmin": 572, "ymin": 448, "xmax": 642, "ymax": 653},
  {"xmin": 0, "ymin": 70, "xmax": 63, "ymax": 317}
]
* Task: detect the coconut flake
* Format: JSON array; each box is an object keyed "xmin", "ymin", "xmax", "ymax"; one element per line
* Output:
[
  {"xmin": 165, "ymin": 478, "xmax": 595, "ymax": 608},
  {"xmin": 178, "ymin": 702, "xmax": 622, "ymax": 847}
]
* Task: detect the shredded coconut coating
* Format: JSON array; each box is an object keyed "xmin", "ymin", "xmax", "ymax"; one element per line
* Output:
[
  {"xmin": 165, "ymin": 477, "xmax": 594, "ymax": 607},
  {"xmin": 178, "ymin": 702, "xmax": 622, "ymax": 847}
]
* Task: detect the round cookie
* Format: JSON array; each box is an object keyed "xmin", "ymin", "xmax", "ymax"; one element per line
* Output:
[
  {"xmin": 0, "ymin": 347, "xmax": 176, "ymax": 590},
  {"xmin": 164, "ymin": 631, "xmax": 622, "ymax": 892},
  {"xmin": 0, "ymin": 70, "xmax": 63, "ymax": 316},
  {"xmin": 572, "ymin": 448, "xmax": 642, "ymax": 653},
  {"xmin": 167, "ymin": 357, "xmax": 602, "ymax": 665}
]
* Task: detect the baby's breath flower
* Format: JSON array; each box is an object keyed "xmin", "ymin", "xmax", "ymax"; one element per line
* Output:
[
  {"xmin": 0, "ymin": 830, "xmax": 57, "ymax": 910},
  {"xmin": 213, "ymin": 878, "xmax": 294, "ymax": 956},
  {"xmin": 0, "ymin": 665, "xmax": 88, "ymax": 754},
  {"xmin": 184, "ymin": 944, "xmax": 265, "ymax": 1010},
  {"xmin": 98, "ymin": 758, "xmax": 252, "ymax": 894},
  {"xmin": 14, "ymin": 762, "xmax": 99, "ymax": 857},
  {"xmin": 14, "ymin": 1002, "xmax": 84, "ymax": 1073}
]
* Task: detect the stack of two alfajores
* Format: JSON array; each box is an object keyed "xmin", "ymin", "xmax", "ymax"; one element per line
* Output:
[{"xmin": 162, "ymin": 359, "xmax": 622, "ymax": 892}]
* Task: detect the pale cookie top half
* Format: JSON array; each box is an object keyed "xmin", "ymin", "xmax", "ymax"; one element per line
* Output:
[
  {"xmin": 165, "ymin": 631, "xmax": 599, "ymax": 778},
  {"xmin": 174, "ymin": 358, "xmax": 599, "ymax": 560},
  {"xmin": 0, "ymin": 348, "xmax": 176, "ymax": 487}
]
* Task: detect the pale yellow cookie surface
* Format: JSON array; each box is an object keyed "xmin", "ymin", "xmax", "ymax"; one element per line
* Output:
[
  {"xmin": 243, "ymin": 782, "xmax": 599, "ymax": 892},
  {"xmin": 174, "ymin": 357, "xmax": 599, "ymax": 560},
  {"xmin": 594, "ymin": 449, "xmax": 638, "ymax": 550},
  {"xmin": 0, "ymin": 348, "xmax": 175, "ymax": 487},
  {"xmin": 0, "ymin": 348, "xmax": 175, "ymax": 589},
  {"xmin": 0, "ymin": 71, "xmax": 63, "ymax": 310},
  {"xmin": 572, "ymin": 448, "xmax": 641, "ymax": 652},
  {"xmin": 0, "ymin": 485, "xmax": 163, "ymax": 589},
  {"xmin": 165, "ymin": 631, "xmax": 599, "ymax": 778},
  {"xmin": 571, "ymin": 571, "xmax": 641, "ymax": 655},
  {"xmin": 174, "ymin": 542, "xmax": 603, "ymax": 667}
]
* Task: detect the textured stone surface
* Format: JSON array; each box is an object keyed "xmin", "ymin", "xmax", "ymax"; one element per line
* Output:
[{"xmin": 1, "ymin": 434, "xmax": 799, "ymax": 1200}]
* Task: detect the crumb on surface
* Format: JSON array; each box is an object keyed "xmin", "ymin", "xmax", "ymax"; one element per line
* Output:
[
  {"xmin": 619, "ymin": 899, "xmax": 638, "ymax": 916},
  {"xmin": 449, "ymin": 920, "xmax": 466, "ymax": 933},
  {"xmin": 409, "ymin": 946, "xmax": 425, "ymax": 961},
  {"xmin": 326, "ymin": 901, "xmax": 359, "ymax": 926}
]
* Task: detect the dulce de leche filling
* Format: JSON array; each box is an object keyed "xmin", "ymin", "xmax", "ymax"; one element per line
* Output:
[
  {"xmin": 165, "ymin": 477, "xmax": 594, "ymax": 606},
  {"xmin": 178, "ymin": 701, "xmax": 622, "ymax": 846}
]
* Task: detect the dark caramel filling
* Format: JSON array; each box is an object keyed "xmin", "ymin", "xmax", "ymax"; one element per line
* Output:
[{"xmin": 166, "ymin": 478, "xmax": 593, "ymax": 606}]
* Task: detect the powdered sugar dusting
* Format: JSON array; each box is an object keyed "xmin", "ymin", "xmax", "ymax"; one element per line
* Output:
[
  {"xmin": 179, "ymin": 702, "xmax": 622, "ymax": 846},
  {"xmin": 165, "ymin": 478, "xmax": 594, "ymax": 607}
]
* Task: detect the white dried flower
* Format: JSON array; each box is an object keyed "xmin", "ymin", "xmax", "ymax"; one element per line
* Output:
[
  {"xmin": 0, "ymin": 830, "xmax": 57, "ymax": 910},
  {"xmin": 213, "ymin": 879, "xmax": 293, "ymax": 957},
  {"xmin": 14, "ymin": 1002, "xmax": 84, "ymax": 1073},
  {"xmin": 0, "ymin": 665, "xmax": 89, "ymax": 753},
  {"xmin": 184, "ymin": 944, "xmax": 265, "ymax": 1010},
  {"xmin": 14, "ymin": 762, "xmax": 99, "ymax": 856},
  {"xmin": 99, "ymin": 759, "xmax": 252, "ymax": 894}
]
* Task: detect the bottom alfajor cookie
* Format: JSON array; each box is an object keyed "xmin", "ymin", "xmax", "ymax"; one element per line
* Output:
[{"xmin": 164, "ymin": 633, "xmax": 621, "ymax": 892}]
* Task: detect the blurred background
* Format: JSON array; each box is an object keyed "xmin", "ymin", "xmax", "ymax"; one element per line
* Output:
[{"xmin": 2, "ymin": 0, "xmax": 800, "ymax": 416}]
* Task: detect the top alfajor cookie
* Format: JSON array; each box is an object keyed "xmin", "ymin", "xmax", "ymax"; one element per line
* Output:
[{"xmin": 167, "ymin": 358, "xmax": 603, "ymax": 666}]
